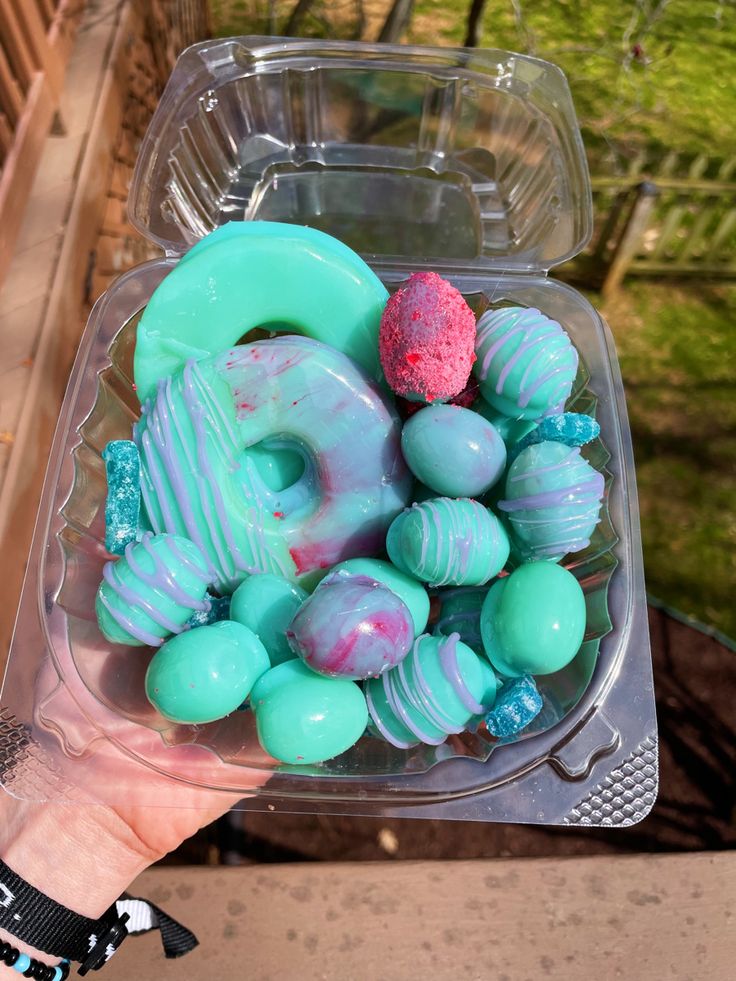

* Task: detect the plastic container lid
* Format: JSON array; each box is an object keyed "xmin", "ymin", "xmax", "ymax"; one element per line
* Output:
[{"xmin": 129, "ymin": 37, "xmax": 592, "ymax": 272}]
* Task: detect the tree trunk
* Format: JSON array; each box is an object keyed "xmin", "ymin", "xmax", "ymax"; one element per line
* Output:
[
  {"xmin": 464, "ymin": 0, "xmax": 487, "ymax": 47},
  {"xmin": 285, "ymin": 0, "xmax": 319, "ymax": 36},
  {"xmin": 378, "ymin": 0, "xmax": 415, "ymax": 44}
]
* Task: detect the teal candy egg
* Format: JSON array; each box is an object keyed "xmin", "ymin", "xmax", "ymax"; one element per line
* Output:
[
  {"xmin": 145, "ymin": 620, "xmax": 270, "ymax": 724},
  {"xmin": 230, "ymin": 573, "xmax": 308, "ymax": 666},
  {"xmin": 331, "ymin": 557, "xmax": 429, "ymax": 636},
  {"xmin": 400, "ymin": 404, "xmax": 506, "ymax": 497},
  {"xmin": 480, "ymin": 563, "xmax": 586, "ymax": 677},
  {"xmin": 251, "ymin": 660, "xmax": 368, "ymax": 764},
  {"xmin": 96, "ymin": 532, "xmax": 212, "ymax": 647},
  {"xmin": 386, "ymin": 498, "xmax": 509, "ymax": 587},
  {"xmin": 473, "ymin": 307, "xmax": 579, "ymax": 421},
  {"xmin": 498, "ymin": 441, "xmax": 605, "ymax": 561},
  {"xmin": 365, "ymin": 633, "xmax": 496, "ymax": 748}
]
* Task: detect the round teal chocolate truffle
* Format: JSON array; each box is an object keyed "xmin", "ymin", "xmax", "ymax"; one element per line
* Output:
[
  {"xmin": 331, "ymin": 557, "xmax": 429, "ymax": 636},
  {"xmin": 480, "ymin": 563, "xmax": 586, "ymax": 677},
  {"xmin": 145, "ymin": 620, "xmax": 270, "ymax": 724},
  {"xmin": 251, "ymin": 660, "xmax": 368, "ymax": 764},
  {"xmin": 401, "ymin": 404, "xmax": 506, "ymax": 497},
  {"xmin": 230, "ymin": 573, "xmax": 308, "ymax": 666},
  {"xmin": 386, "ymin": 498, "xmax": 509, "ymax": 587}
]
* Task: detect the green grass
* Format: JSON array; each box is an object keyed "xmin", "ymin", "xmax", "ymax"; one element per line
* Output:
[
  {"xmin": 599, "ymin": 282, "xmax": 736, "ymax": 639},
  {"xmin": 212, "ymin": 2, "xmax": 736, "ymax": 157},
  {"xmin": 409, "ymin": 0, "xmax": 736, "ymax": 158}
]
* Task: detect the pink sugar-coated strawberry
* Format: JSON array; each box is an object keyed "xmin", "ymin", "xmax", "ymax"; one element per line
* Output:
[{"xmin": 379, "ymin": 272, "xmax": 477, "ymax": 403}]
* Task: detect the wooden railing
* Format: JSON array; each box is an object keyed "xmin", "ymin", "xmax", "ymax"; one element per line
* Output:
[
  {"xmin": 0, "ymin": 0, "xmax": 84, "ymax": 285},
  {"xmin": 562, "ymin": 149, "xmax": 736, "ymax": 294}
]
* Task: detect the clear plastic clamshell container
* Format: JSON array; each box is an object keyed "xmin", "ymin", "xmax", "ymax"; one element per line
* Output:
[{"xmin": 1, "ymin": 39, "xmax": 657, "ymax": 825}]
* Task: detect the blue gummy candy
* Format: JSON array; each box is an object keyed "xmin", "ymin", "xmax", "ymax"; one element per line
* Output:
[
  {"xmin": 484, "ymin": 675, "xmax": 543, "ymax": 740},
  {"xmin": 510, "ymin": 413, "xmax": 600, "ymax": 462},
  {"xmin": 103, "ymin": 440, "xmax": 141, "ymax": 554},
  {"xmin": 185, "ymin": 594, "xmax": 231, "ymax": 629}
]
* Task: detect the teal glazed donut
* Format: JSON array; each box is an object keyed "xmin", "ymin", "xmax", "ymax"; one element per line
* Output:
[
  {"xmin": 134, "ymin": 336, "xmax": 412, "ymax": 593},
  {"xmin": 473, "ymin": 306, "xmax": 579, "ymax": 421},
  {"xmin": 134, "ymin": 222, "xmax": 389, "ymax": 403}
]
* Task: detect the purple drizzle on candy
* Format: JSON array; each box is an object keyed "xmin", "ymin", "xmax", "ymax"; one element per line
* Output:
[
  {"xmin": 102, "ymin": 562, "xmax": 181, "ymax": 633},
  {"xmin": 367, "ymin": 633, "xmax": 487, "ymax": 748},
  {"xmin": 365, "ymin": 684, "xmax": 414, "ymax": 749},
  {"xmin": 136, "ymin": 359, "xmax": 291, "ymax": 591},
  {"xmin": 96, "ymin": 590, "xmax": 164, "ymax": 647},
  {"xmin": 498, "ymin": 478, "xmax": 604, "ymax": 513},
  {"xmin": 438, "ymin": 633, "xmax": 485, "ymax": 715},
  {"xmin": 99, "ymin": 532, "xmax": 211, "ymax": 646},
  {"xmin": 475, "ymin": 308, "xmax": 579, "ymax": 417},
  {"xmin": 126, "ymin": 535, "xmax": 210, "ymax": 608}
]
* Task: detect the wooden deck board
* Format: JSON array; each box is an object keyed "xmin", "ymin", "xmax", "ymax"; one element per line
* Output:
[
  {"xmin": 104, "ymin": 853, "xmax": 734, "ymax": 980},
  {"xmin": 0, "ymin": 0, "xmax": 127, "ymax": 656}
]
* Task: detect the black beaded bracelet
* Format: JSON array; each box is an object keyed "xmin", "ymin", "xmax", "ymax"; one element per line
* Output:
[{"xmin": 0, "ymin": 940, "xmax": 69, "ymax": 980}]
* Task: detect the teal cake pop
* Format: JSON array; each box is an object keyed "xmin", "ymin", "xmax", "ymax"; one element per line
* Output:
[
  {"xmin": 498, "ymin": 441, "xmax": 605, "ymax": 561},
  {"xmin": 286, "ymin": 573, "xmax": 413, "ymax": 680},
  {"xmin": 480, "ymin": 563, "xmax": 586, "ymax": 677},
  {"xmin": 251, "ymin": 660, "xmax": 368, "ymax": 765},
  {"xmin": 145, "ymin": 620, "xmax": 270, "ymax": 724},
  {"xmin": 365, "ymin": 633, "xmax": 497, "ymax": 748},
  {"xmin": 473, "ymin": 307, "xmax": 579, "ymax": 421},
  {"xmin": 96, "ymin": 532, "xmax": 212, "ymax": 646},
  {"xmin": 386, "ymin": 498, "xmax": 509, "ymax": 587}
]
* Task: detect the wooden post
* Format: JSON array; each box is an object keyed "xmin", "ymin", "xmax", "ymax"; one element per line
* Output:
[
  {"xmin": 601, "ymin": 180, "xmax": 660, "ymax": 298},
  {"xmin": 592, "ymin": 187, "xmax": 630, "ymax": 265}
]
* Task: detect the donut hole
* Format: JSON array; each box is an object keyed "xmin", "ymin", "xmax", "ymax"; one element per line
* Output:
[
  {"xmin": 244, "ymin": 439, "xmax": 306, "ymax": 493},
  {"xmin": 236, "ymin": 323, "xmax": 298, "ymax": 345}
]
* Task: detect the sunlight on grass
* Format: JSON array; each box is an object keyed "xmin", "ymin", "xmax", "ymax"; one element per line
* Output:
[
  {"xmin": 600, "ymin": 283, "xmax": 736, "ymax": 639},
  {"xmin": 410, "ymin": 0, "xmax": 736, "ymax": 155}
]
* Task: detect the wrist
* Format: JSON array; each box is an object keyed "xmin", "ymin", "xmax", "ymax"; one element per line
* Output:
[{"xmin": 0, "ymin": 791, "xmax": 156, "ymax": 920}]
